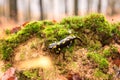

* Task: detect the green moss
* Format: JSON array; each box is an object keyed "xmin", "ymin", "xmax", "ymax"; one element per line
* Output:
[
  {"xmin": 94, "ymin": 69, "xmax": 109, "ymax": 79},
  {"xmin": 61, "ymin": 13, "xmax": 115, "ymax": 46},
  {"xmin": 43, "ymin": 24, "xmax": 70, "ymax": 47},
  {"xmin": 43, "ymin": 24, "xmax": 70, "ymax": 41},
  {"xmin": 23, "ymin": 70, "xmax": 37, "ymax": 79},
  {"xmin": 88, "ymin": 40, "xmax": 102, "ymax": 50},
  {"xmin": 1, "ymin": 13, "xmax": 120, "ymax": 61},
  {"xmin": 0, "ymin": 21, "xmax": 54, "ymax": 60},
  {"xmin": 103, "ymin": 48, "xmax": 111, "ymax": 57},
  {"xmin": 111, "ymin": 22, "xmax": 120, "ymax": 36},
  {"xmin": 83, "ymin": 14, "xmax": 113, "ymax": 45},
  {"xmin": 110, "ymin": 45, "xmax": 118, "ymax": 53},
  {"xmin": 103, "ymin": 45, "xmax": 119, "ymax": 59},
  {"xmin": 18, "ymin": 69, "xmax": 42, "ymax": 80},
  {"xmin": 60, "ymin": 16, "xmax": 84, "ymax": 29},
  {"xmin": 61, "ymin": 14, "xmax": 112, "ymax": 35},
  {"xmin": 5, "ymin": 29, "xmax": 11, "ymax": 35},
  {"xmin": 87, "ymin": 52, "xmax": 109, "ymax": 70}
]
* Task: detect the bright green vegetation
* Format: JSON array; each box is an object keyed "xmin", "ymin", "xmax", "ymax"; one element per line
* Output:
[
  {"xmin": 111, "ymin": 22, "xmax": 120, "ymax": 36},
  {"xmin": 5, "ymin": 29, "xmax": 11, "ymax": 35},
  {"xmin": 103, "ymin": 48, "xmax": 111, "ymax": 57},
  {"xmin": 0, "ymin": 21, "xmax": 54, "ymax": 60},
  {"xmin": 103, "ymin": 45, "xmax": 118, "ymax": 58},
  {"xmin": 87, "ymin": 52, "xmax": 109, "ymax": 70},
  {"xmin": 0, "ymin": 13, "xmax": 120, "ymax": 80},
  {"xmin": 43, "ymin": 24, "xmax": 70, "ymax": 45},
  {"xmin": 18, "ymin": 69, "xmax": 42, "ymax": 80},
  {"xmin": 60, "ymin": 14, "xmax": 114, "ymax": 46},
  {"xmin": 94, "ymin": 68, "xmax": 113, "ymax": 80},
  {"xmin": 0, "ymin": 13, "xmax": 120, "ymax": 61}
]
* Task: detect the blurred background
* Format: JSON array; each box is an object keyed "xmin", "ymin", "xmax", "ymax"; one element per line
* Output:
[{"xmin": 0, "ymin": 0, "xmax": 120, "ymax": 30}]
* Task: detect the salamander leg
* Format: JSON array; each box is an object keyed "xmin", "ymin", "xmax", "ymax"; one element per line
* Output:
[{"xmin": 63, "ymin": 52, "xmax": 66, "ymax": 60}]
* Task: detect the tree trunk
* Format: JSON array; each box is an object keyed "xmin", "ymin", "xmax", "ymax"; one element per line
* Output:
[
  {"xmin": 111, "ymin": 0, "xmax": 116, "ymax": 15},
  {"xmin": 87, "ymin": 0, "xmax": 90, "ymax": 13},
  {"xmin": 87, "ymin": 0, "xmax": 92, "ymax": 13},
  {"xmin": 25, "ymin": 0, "xmax": 31, "ymax": 20},
  {"xmin": 107, "ymin": 0, "xmax": 116, "ymax": 16},
  {"xmin": 9, "ymin": 0, "xmax": 17, "ymax": 21},
  {"xmin": 0, "ymin": 0, "xmax": 4, "ymax": 16},
  {"xmin": 39, "ymin": 0, "xmax": 44, "ymax": 20},
  {"xmin": 28, "ymin": 0, "xmax": 31, "ymax": 20},
  {"xmin": 98, "ymin": 0, "xmax": 101, "ymax": 13},
  {"xmin": 74, "ymin": 0, "xmax": 78, "ymax": 15},
  {"xmin": 65, "ymin": 0, "xmax": 67, "ymax": 15}
]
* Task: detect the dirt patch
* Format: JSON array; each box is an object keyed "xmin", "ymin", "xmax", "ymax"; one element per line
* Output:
[
  {"xmin": 14, "ymin": 55, "xmax": 53, "ymax": 71},
  {"xmin": 13, "ymin": 37, "xmax": 45, "ymax": 62}
]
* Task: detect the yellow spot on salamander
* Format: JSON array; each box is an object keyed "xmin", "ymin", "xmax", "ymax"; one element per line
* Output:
[
  {"xmin": 58, "ymin": 48, "xmax": 61, "ymax": 51},
  {"xmin": 57, "ymin": 42, "xmax": 60, "ymax": 45},
  {"xmin": 53, "ymin": 46, "xmax": 56, "ymax": 49},
  {"xmin": 62, "ymin": 41, "xmax": 65, "ymax": 44}
]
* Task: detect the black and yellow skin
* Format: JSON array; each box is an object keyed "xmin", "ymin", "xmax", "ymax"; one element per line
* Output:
[{"xmin": 48, "ymin": 35, "xmax": 81, "ymax": 55}]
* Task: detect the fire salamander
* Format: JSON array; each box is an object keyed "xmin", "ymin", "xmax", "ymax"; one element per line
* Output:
[{"xmin": 48, "ymin": 35, "xmax": 82, "ymax": 59}]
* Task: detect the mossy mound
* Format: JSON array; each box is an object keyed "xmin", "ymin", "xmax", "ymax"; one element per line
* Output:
[
  {"xmin": 0, "ymin": 21, "xmax": 54, "ymax": 60},
  {"xmin": 1, "ymin": 13, "xmax": 120, "ymax": 80},
  {"xmin": 0, "ymin": 13, "xmax": 120, "ymax": 61}
]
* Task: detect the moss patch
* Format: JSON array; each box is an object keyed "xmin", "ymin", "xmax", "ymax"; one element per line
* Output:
[
  {"xmin": 0, "ymin": 13, "xmax": 120, "ymax": 61},
  {"xmin": 87, "ymin": 52, "xmax": 109, "ymax": 70}
]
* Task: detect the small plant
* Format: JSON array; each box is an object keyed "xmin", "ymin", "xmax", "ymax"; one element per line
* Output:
[
  {"xmin": 22, "ymin": 69, "xmax": 41, "ymax": 79},
  {"xmin": 23, "ymin": 70, "xmax": 36, "ymax": 78},
  {"xmin": 89, "ymin": 40, "xmax": 102, "ymax": 50},
  {"xmin": 110, "ymin": 45, "xmax": 118, "ymax": 53},
  {"xmin": 94, "ymin": 69, "xmax": 109, "ymax": 79},
  {"xmin": 87, "ymin": 52, "xmax": 109, "ymax": 70},
  {"xmin": 30, "ymin": 42, "xmax": 37, "ymax": 50},
  {"xmin": 103, "ymin": 48, "xmax": 111, "ymax": 57},
  {"xmin": 111, "ymin": 22, "xmax": 120, "ymax": 36},
  {"xmin": 0, "ymin": 21, "xmax": 53, "ymax": 61},
  {"xmin": 103, "ymin": 45, "xmax": 119, "ymax": 58},
  {"xmin": 5, "ymin": 29, "xmax": 11, "ymax": 35},
  {"xmin": 2, "ymin": 63, "xmax": 12, "ymax": 72},
  {"xmin": 43, "ymin": 24, "xmax": 70, "ymax": 42}
]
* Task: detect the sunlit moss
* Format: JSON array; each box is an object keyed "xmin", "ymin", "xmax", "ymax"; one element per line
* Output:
[
  {"xmin": 18, "ymin": 69, "xmax": 42, "ymax": 80},
  {"xmin": 103, "ymin": 48, "xmax": 111, "ymax": 57},
  {"xmin": 94, "ymin": 68, "xmax": 110, "ymax": 79},
  {"xmin": 1, "ymin": 13, "xmax": 120, "ymax": 61},
  {"xmin": 0, "ymin": 21, "xmax": 54, "ymax": 60},
  {"xmin": 87, "ymin": 52, "xmax": 109, "ymax": 70}
]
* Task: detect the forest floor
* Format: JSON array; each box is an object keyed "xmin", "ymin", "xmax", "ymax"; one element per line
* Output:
[{"xmin": 0, "ymin": 14, "xmax": 120, "ymax": 80}]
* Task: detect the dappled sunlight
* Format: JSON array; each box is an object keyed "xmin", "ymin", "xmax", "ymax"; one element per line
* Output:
[{"xmin": 14, "ymin": 56, "xmax": 53, "ymax": 71}]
